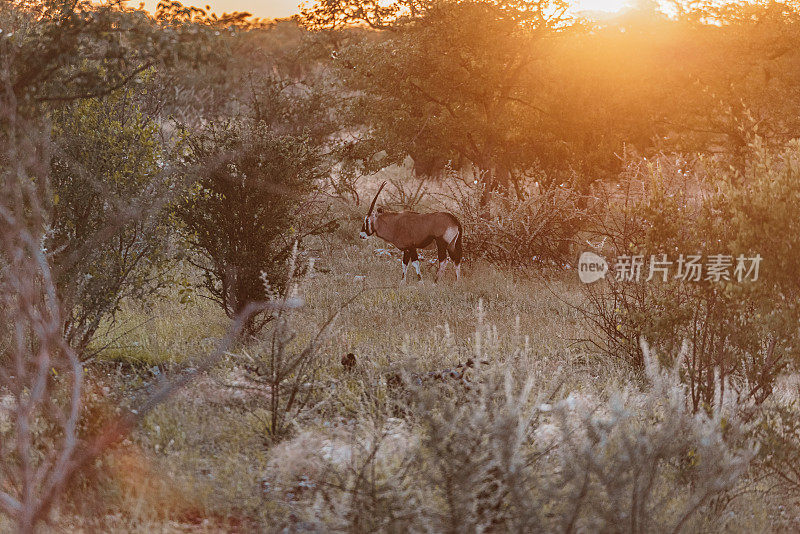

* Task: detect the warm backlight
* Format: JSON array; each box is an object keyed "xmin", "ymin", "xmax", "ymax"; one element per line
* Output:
[{"xmin": 572, "ymin": 0, "xmax": 632, "ymax": 12}]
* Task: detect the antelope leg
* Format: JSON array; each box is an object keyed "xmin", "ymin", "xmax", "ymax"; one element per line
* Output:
[
  {"xmin": 436, "ymin": 259, "xmax": 448, "ymax": 283},
  {"xmin": 435, "ymin": 239, "xmax": 448, "ymax": 283},
  {"xmin": 410, "ymin": 249, "xmax": 422, "ymax": 281}
]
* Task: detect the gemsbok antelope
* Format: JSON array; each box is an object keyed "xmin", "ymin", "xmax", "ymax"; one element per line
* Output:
[{"xmin": 360, "ymin": 181, "xmax": 463, "ymax": 283}]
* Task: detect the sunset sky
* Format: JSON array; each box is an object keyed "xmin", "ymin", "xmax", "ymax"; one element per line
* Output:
[
  {"xmin": 139, "ymin": 0, "xmax": 634, "ymax": 20},
  {"xmin": 141, "ymin": 0, "xmax": 303, "ymax": 19}
]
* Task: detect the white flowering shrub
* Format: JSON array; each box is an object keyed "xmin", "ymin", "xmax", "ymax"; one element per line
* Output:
[
  {"xmin": 548, "ymin": 340, "xmax": 755, "ymax": 532},
  {"xmin": 261, "ymin": 314, "xmax": 755, "ymax": 532}
]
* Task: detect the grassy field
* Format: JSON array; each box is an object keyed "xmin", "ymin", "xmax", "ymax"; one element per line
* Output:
[{"xmin": 65, "ymin": 212, "xmax": 787, "ymax": 533}]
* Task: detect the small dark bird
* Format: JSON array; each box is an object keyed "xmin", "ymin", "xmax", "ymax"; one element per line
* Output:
[{"xmin": 341, "ymin": 352, "xmax": 356, "ymax": 371}]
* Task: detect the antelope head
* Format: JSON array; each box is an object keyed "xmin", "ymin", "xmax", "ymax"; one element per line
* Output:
[{"xmin": 360, "ymin": 181, "xmax": 387, "ymax": 239}]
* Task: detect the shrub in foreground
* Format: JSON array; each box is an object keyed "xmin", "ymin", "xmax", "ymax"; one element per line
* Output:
[{"xmin": 262, "ymin": 313, "xmax": 754, "ymax": 532}]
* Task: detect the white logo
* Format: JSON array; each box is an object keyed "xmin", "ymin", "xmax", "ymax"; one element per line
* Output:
[
  {"xmin": 577, "ymin": 252, "xmax": 761, "ymax": 283},
  {"xmin": 578, "ymin": 251, "xmax": 609, "ymax": 284}
]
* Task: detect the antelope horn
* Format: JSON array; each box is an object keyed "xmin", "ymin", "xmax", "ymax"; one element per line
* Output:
[{"xmin": 367, "ymin": 181, "xmax": 387, "ymax": 216}]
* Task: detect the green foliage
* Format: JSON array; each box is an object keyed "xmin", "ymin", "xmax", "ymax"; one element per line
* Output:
[
  {"xmin": 583, "ymin": 144, "xmax": 800, "ymax": 412},
  {"xmin": 175, "ymin": 118, "xmax": 331, "ymax": 334},
  {"xmin": 49, "ymin": 88, "xmax": 174, "ymax": 354}
]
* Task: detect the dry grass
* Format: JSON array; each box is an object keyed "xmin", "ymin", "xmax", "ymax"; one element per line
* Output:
[
  {"xmin": 89, "ymin": 294, "xmax": 230, "ymax": 367},
  {"xmin": 58, "ymin": 214, "xmax": 785, "ymax": 532}
]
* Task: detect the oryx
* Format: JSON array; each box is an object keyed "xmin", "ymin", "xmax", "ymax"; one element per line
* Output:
[{"xmin": 360, "ymin": 181, "xmax": 463, "ymax": 282}]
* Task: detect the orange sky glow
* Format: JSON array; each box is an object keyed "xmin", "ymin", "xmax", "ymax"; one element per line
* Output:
[
  {"xmin": 140, "ymin": 0, "xmax": 303, "ymax": 19},
  {"xmin": 138, "ymin": 0, "xmax": 634, "ymax": 21}
]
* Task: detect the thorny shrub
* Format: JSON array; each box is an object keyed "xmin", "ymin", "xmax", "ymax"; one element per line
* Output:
[
  {"xmin": 445, "ymin": 169, "xmax": 590, "ymax": 269},
  {"xmin": 234, "ymin": 246, "xmax": 354, "ymax": 444},
  {"xmin": 261, "ymin": 308, "xmax": 754, "ymax": 532},
  {"xmin": 580, "ymin": 144, "xmax": 800, "ymax": 413}
]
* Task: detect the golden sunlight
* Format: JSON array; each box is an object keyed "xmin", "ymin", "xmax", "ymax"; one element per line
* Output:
[
  {"xmin": 572, "ymin": 0, "xmax": 632, "ymax": 13},
  {"xmin": 141, "ymin": 0, "xmax": 300, "ymax": 19},
  {"xmin": 139, "ymin": 0, "xmax": 635, "ymax": 19}
]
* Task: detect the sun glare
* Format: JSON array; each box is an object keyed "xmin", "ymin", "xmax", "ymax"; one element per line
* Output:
[
  {"xmin": 141, "ymin": 0, "xmax": 300, "ymax": 19},
  {"xmin": 139, "ymin": 0, "xmax": 636, "ymax": 19},
  {"xmin": 572, "ymin": 0, "xmax": 632, "ymax": 13}
]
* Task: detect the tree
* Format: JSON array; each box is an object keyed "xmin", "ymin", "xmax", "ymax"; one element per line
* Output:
[
  {"xmin": 303, "ymin": 0, "xmax": 573, "ymax": 204},
  {"xmin": 176, "ymin": 117, "xmax": 332, "ymax": 335},
  {"xmin": 2, "ymin": 0, "xmax": 173, "ymax": 110},
  {"xmin": 305, "ymin": 0, "xmax": 800, "ymax": 198}
]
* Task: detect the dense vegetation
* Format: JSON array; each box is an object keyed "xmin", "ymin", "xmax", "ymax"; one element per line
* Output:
[{"xmin": 3, "ymin": 0, "xmax": 800, "ymax": 531}]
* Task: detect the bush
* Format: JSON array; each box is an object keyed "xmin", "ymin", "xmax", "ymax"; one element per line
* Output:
[
  {"xmin": 755, "ymin": 402, "xmax": 800, "ymax": 497},
  {"xmin": 581, "ymin": 146, "xmax": 800, "ymax": 412},
  {"xmin": 234, "ymin": 248, "xmax": 350, "ymax": 444},
  {"xmin": 49, "ymin": 88, "xmax": 174, "ymax": 355},
  {"xmin": 447, "ymin": 173, "xmax": 590, "ymax": 269},
  {"xmin": 176, "ymin": 118, "xmax": 334, "ymax": 335},
  {"xmin": 262, "ymin": 313, "xmax": 754, "ymax": 532}
]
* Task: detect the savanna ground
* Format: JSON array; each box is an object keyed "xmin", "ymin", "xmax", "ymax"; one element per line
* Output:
[
  {"xmin": 8, "ymin": 0, "xmax": 800, "ymax": 531},
  {"xmin": 35, "ymin": 173, "xmax": 791, "ymax": 533},
  {"xmin": 79, "ymin": 189, "xmax": 595, "ymax": 531}
]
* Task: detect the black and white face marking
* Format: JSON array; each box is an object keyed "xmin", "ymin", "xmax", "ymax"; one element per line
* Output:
[{"xmin": 360, "ymin": 214, "xmax": 375, "ymax": 239}]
